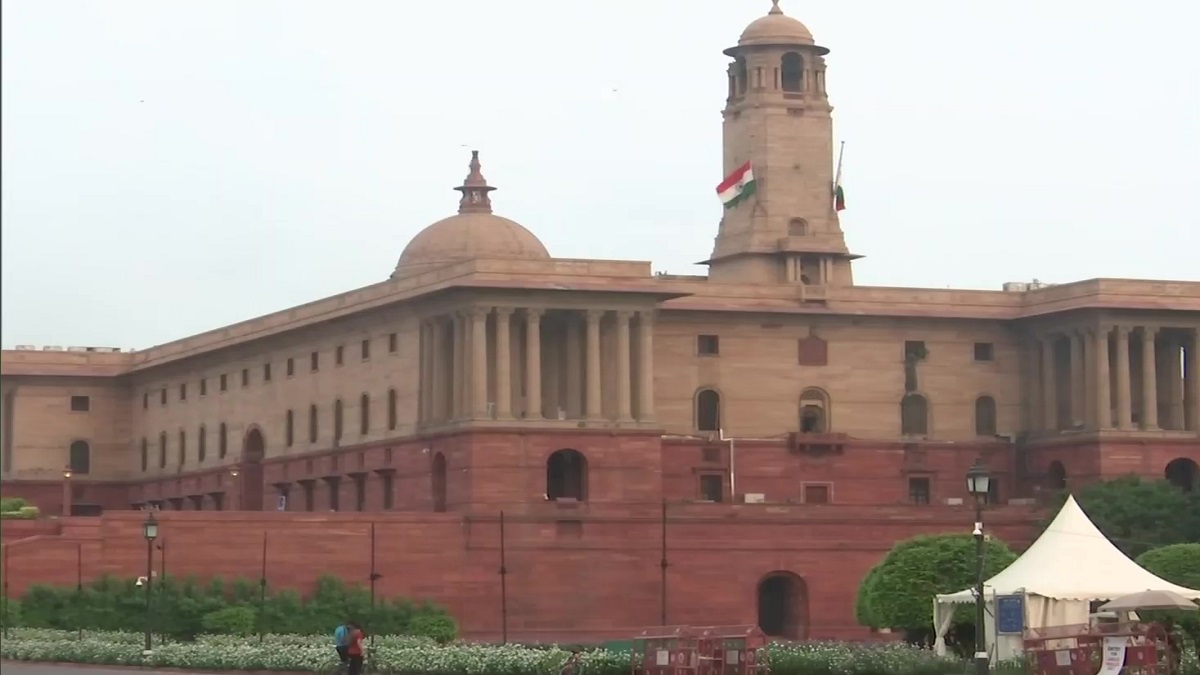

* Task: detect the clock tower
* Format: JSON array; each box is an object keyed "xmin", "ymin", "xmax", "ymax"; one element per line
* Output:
[{"xmin": 705, "ymin": 0, "xmax": 860, "ymax": 286}]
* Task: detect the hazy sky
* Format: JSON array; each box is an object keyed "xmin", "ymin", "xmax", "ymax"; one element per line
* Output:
[{"xmin": 2, "ymin": 0, "xmax": 1197, "ymax": 349}]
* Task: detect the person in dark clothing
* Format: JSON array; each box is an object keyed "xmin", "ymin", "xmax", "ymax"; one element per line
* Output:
[
  {"xmin": 346, "ymin": 621, "xmax": 366, "ymax": 675},
  {"xmin": 333, "ymin": 620, "xmax": 352, "ymax": 671}
]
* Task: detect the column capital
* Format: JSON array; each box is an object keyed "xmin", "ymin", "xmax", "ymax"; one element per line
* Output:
[
  {"xmin": 585, "ymin": 308, "xmax": 606, "ymax": 321},
  {"xmin": 468, "ymin": 306, "xmax": 490, "ymax": 319},
  {"xmin": 525, "ymin": 307, "xmax": 544, "ymax": 321},
  {"xmin": 638, "ymin": 309, "xmax": 656, "ymax": 322},
  {"xmin": 493, "ymin": 306, "xmax": 515, "ymax": 318},
  {"xmin": 1141, "ymin": 325, "xmax": 1159, "ymax": 338},
  {"xmin": 615, "ymin": 310, "xmax": 635, "ymax": 322},
  {"xmin": 1115, "ymin": 325, "xmax": 1132, "ymax": 337}
]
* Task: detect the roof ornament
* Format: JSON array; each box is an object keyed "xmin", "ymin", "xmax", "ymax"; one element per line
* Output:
[
  {"xmin": 769, "ymin": 0, "xmax": 783, "ymax": 15},
  {"xmin": 454, "ymin": 150, "xmax": 496, "ymax": 214}
]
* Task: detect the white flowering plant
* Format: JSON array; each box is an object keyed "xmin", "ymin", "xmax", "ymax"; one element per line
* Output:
[{"xmin": 3, "ymin": 629, "xmax": 1197, "ymax": 675}]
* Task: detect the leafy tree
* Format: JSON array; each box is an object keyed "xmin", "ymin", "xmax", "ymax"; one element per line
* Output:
[
  {"xmin": 1136, "ymin": 543, "xmax": 1200, "ymax": 649},
  {"xmin": 862, "ymin": 533, "xmax": 1018, "ymax": 635},
  {"xmin": 1042, "ymin": 476, "xmax": 1200, "ymax": 559},
  {"xmin": 854, "ymin": 565, "xmax": 881, "ymax": 628}
]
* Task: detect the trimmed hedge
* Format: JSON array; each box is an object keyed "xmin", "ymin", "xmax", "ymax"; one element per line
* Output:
[
  {"xmin": 0, "ymin": 629, "xmax": 1027, "ymax": 675},
  {"xmin": 0, "ymin": 497, "xmax": 39, "ymax": 519},
  {"xmin": 7, "ymin": 574, "xmax": 455, "ymax": 642}
]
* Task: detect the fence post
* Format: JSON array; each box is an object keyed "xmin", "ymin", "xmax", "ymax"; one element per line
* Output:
[
  {"xmin": 258, "ymin": 532, "xmax": 268, "ymax": 642},
  {"xmin": 499, "ymin": 510, "xmax": 508, "ymax": 644}
]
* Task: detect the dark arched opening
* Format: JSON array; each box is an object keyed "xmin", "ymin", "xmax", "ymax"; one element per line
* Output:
[
  {"xmin": 756, "ymin": 571, "xmax": 809, "ymax": 639},
  {"xmin": 69, "ymin": 440, "xmax": 91, "ymax": 475},
  {"xmin": 900, "ymin": 394, "xmax": 929, "ymax": 436},
  {"xmin": 974, "ymin": 396, "xmax": 997, "ymax": 436},
  {"xmin": 546, "ymin": 449, "xmax": 588, "ymax": 501},
  {"xmin": 240, "ymin": 427, "xmax": 266, "ymax": 511},
  {"xmin": 1047, "ymin": 461, "xmax": 1067, "ymax": 491},
  {"xmin": 735, "ymin": 57, "xmax": 748, "ymax": 96},
  {"xmin": 799, "ymin": 388, "xmax": 829, "ymax": 433},
  {"xmin": 431, "ymin": 452, "xmax": 448, "ymax": 513},
  {"xmin": 696, "ymin": 389, "xmax": 721, "ymax": 432},
  {"xmin": 780, "ymin": 52, "xmax": 804, "ymax": 92},
  {"xmin": 1165, "ymin": 457, "xmax": 1198, "ymax": 493}
]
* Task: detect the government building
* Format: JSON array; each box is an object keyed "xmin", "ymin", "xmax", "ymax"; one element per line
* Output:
[{"xmin": 2, "ymin": 1, "xmax": 1198, "ymax": 642}]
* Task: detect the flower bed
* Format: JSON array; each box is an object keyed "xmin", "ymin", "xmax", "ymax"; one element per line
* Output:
[{"xmin": 0, "ymin": 629, "xmax": 988, "ymax": 675}]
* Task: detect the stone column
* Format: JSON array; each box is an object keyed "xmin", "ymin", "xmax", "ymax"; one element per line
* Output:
[
  {"xmin": 429, "ymin": 320, "xmax": 442, "ymax": 422},
  {"xmin": 1165, "ymin": 337, "xmax": 1184, "ymax": 429},
  {"xmin": 615, "ymin": 310, "xmax": 633, "ymax": 421},
  {"xmin": 1092, "ymin": 326, "xmax": 1112, "ymax": 429},
  {"xmin": 638, "ymin": 310, "xmax": 656, "ymax": 421},
  {"xmin": 495, "ymin": 308, "xmax": 513, "ymax": 419},
  {"xmin": 471, "ymin": 308, "xmax": 489, "ymax": 418},
  {"xmin": 1141, "ymin": 327, "xmax": 1159, "ymax": 429},
  {"xmin": 418, "ymin": 320, "xmax": 431, "ymax": 424},
  {"xmin": 585, "ymin": 309, "xmax": 604, "ymax": 420},
  {"xmin": 1041, "ymin": 336, "xmax": 1057, "ymax": 431},
  {"xmin": 565, "ymin": 316, "xmax": 583, "ymax": 418},
  {"xmin": 1190, "ymin": 328, "xmax": 1200, "ymax": 432},
  {"xmin": 524, "ymin": 308, "xmax": 543, "ymax": 420},
  {"xmin": 1114, "ymin": 326, "xmax": 1132, "ymax": 429},
  {"xmin": 1069, "ymin": 332, "xmax": 1085, "ymax": 425},
  {"xmin": 452, "ymin": 313, "xmax": 466, "ymax": 419}
]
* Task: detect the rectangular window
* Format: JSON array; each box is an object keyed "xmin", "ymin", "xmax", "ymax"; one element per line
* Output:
[
  {"xmin": 142, "ymin": 392, "xmax": 149, "ymax": 409},
  {"xmin": 70, "ymin": 395, "xmax": 90, "ymax": 412},
  {"xmin": 160, "ymin": 389, "xmax": 167, "ymax": 405},
  {"xmin": 219, "ymin": 374, "xmax": 228, "ymax": 392},
  {"xmin": 904, "ymin": 340, "xmax": 927, "ymax": 360},
  {"xmin": 179, "ymin": 384, "xmax": 187, "ymax": 401},
  {"xmin": 286, "ymin": 358, "xmax": 295, "ymax": 377},
  {"xmin": 199, "ymin": 379, "xmax": 207, "ymax": 396},
  {"xmin": 974, "ymin": 342, "xmax": 995, "ymax": 362},
  {"xmin": 985, "ymin": 479, "xmax": 1001, "ymax": 506},
  {"xmin": 361, "ymin": 339, "xmax": 370, "ymax": 360},
  {"xmin": 381, "ymin": 471, "xmax": 395, "ymax": 509},
  {"xmin": 301, "ymin": 481, "xmax": 315, "ymax": 512},
  {"xmin": 388, "ymin": 333, "xmax": 398, "ymax": 353},
  {"xmin": 263, "ymin": 363, "xmax": 272, "ymax": 381},
  {"xmin": 802, "ymin": 483, "xmax": 831, "ymax": 504},
  {"xmin": 335, "ymin": 345, "xmax": 345, "ymax": 366},
  {"xmin": 310, "ymin": 351, "xmax": 319, "ymax": 372},
  {"xmin": 908, "ymin": 477, "xmax": 931, "ymax": 505},
  {"xmin": 354, "ymin": 474, "xmax": 366, "ymax": 512},
  {"xmin": 697, "ymin": 334, "xmax": 720, "ymax": 356},
  {"xmin": 699, "ymin": 474, "xmax": 725, "ymax": 503},
  {"xmin": 241, "ymin": 368, "xmax": 249, "ymax": 387}
]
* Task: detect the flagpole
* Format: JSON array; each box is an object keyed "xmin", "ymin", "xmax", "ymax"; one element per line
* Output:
[{"xmin": 833, "ymin": 141, "xmax": 845, "ymax": 191}]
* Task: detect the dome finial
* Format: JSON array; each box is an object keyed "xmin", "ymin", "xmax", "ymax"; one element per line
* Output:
[
  {"xmin": 454, "ymin": 149, "xmax": 496, "ymax": 214},
  {"xmin": 769, "ymin": 0, "xmax": 783, "ymax": 15}
]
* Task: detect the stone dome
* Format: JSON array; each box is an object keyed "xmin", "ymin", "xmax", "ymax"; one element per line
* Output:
[
  {"xmin": 391, "ymin": 151, "xmax": 550, "ymax": 278},
  {"xmin": 734, "ymin": 0, "xmax": 817, "ymax": 49}
]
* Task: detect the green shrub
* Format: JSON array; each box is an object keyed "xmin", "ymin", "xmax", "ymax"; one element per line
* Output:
[
  {"xmin": 0, "ymin": 505, "xmax": 40, "ymax": 519},
  {"xmin": 0, "ymin": 497, "xmax": 28, "ymax": 512},
  {"xmin": 12, "ymin": 573, "xmax": 454, "ymax": 641},
  {"xmin": 201, "ymin": 606, "xmax": 256, "ymax": 636}
]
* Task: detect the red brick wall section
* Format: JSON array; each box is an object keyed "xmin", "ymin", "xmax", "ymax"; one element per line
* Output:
[{"xmin": 0, "ymin": 508, "xmax": 1038, "ymax": 642}]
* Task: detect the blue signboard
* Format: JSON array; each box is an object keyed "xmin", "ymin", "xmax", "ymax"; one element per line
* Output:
[{"xmin": 995, "ymin": 595, "xmax": 1024, "ymax": 634}]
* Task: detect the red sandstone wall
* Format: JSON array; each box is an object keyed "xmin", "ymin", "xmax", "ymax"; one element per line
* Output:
[{"xmin": 0, "ymin": 507, "xmax": 1037, "ymax": 642}]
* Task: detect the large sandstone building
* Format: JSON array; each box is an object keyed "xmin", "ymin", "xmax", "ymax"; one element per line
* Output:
[{"xmin": 2, "ymin": 1, "xmax": 1198, "ymax": 641}]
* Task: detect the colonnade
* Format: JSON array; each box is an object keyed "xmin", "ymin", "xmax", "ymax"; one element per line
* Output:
[
  {"xmin": 417, "ymin": 307, "xmax": 656, "ymax": 424},
  {"xmin": 1036, "ymin": 325, "xmax": 1200, "ymax": 431}
]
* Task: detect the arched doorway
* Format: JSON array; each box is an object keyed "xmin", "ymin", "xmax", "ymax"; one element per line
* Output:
[
  {"xmin": 756, "ymin": 571, "xmax": 809, "ymax": 640},
  {"xmin": 546, "ymin": 449, "xmax": 588, "ymax": 501},
  {"xmin": 240, "ymin": 427, "xmax": 266, "ymax": 511},
  {"xmin": 1164, "ymin": 458, "xmax": 1198, "ymax": 493},
  {"xmin": 431, "ymin": 452, "xmax": 447, "ymax": 512},
  {"xmin": 1047, "ymin": 461, "xmax": 1067, "ymax": 491}
]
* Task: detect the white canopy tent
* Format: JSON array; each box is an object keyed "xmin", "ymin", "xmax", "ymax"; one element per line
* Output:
[{"xmin": 933, "ymin": 495, "xmax": 1200, "ymax": 660}]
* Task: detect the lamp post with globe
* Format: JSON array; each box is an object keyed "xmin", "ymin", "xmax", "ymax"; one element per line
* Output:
[
  {"xmin": 966, "ymin": 459, "xmax": 992, "ymax": 675},
  {"xmin": 142, "ymin": 511, "xmax": 158, "ymax": 654}
]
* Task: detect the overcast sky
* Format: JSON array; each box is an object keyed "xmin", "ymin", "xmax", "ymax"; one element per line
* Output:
[{"xmin": 2, "ymin": 0, "xmax": 1197, "ymax": 349}]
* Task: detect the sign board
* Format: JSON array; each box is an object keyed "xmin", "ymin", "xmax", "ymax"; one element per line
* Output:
[
  {"xmin": 276, "ymin": 495, "xmax": 287, "ymax": 511},
  {"xmin": 995, "ymin": 594, "xmax": 1024, "ymax": 634}
]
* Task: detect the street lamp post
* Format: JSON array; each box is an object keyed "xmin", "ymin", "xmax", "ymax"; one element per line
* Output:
[
  {"xmin": 62, "ymin": 466, "xmax": 74, "ymax": 517},
  {"xmin": 142, "ymin": 511, "xmax": 158, "ymax": 655},
  {"xmin": 966, "ymin": 459, "xmax": 992, "ymax": 675}
]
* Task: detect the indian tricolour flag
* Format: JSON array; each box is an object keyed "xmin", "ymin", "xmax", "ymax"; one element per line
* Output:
[{"xmin": 716, "ymin": 161, "xmax": 756, "ymax": 210}]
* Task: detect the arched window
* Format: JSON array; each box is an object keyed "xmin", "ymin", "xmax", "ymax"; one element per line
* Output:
[
  {"xmin": 387, "ymin": 388, "xmax": 398, "ymax": 431},
  {"xmin": 974, "ymin": 396, "xmax": 997, "ymax": 436},
  {"xmin": 360, "ymin": 393, "xmax": 370, "ymax": 435},
  {"xmin": 285, "ymin": 410, "xmax": 294, "ymax": 448},
  {"xmin": 799, "ymin": 388, "xmax": 830, "ymax": 433},
  {"xmin": 309, "ymin": 405, "xmax": 319, "ymax": 443},
  {"xmin": 1047, "ymin": 461, "xmax": 1067, "ymax": 491},
  {"xmin": 780, "ymin": 52, "xmax": 804, "ymax": 92},
  {"xmin": 900, "ymin": 394, "xmax": 929, "ymax": 436},
  {"xmin": 140, "ymin": 438, "xmax": 148, "ymax": 472},
  {"xmin": 788, "ymin": 218, "xmax": 808, "ymax": 236},
  {"xmin": 735, "ymin": 57, "xmax": 748, "ymax": 96},
  {"xmin": 198, "ymin": 425, "xmax": 207, "ymax": 462},
  {"xmin": 333, "ymin": 399, "xmax": 344, "ymax": 442},
  {"xmin": 696, "ymin": 388, "xmax": 721, "ymax": 432},
  {"xmin": 178, "ymin": 429, "xmax": 187, "ymax": 466},
  {"xmin": 68, "ymin": 440, "xmax": 90, "ymax": 475},
  {"xmin": 1165, "ymin": 458, "xmax": 1198, "ymax": 493},
  {"xmin": 431, "ymin": 452, "xmax": 448, "ymax": 513},
  {"xmin": 218, "ymin": 422, "xmax": 228, "ymax": 458},
  {"xmin": 546, "ymin": 449, "xmax": 588, "ymax": 501}
]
